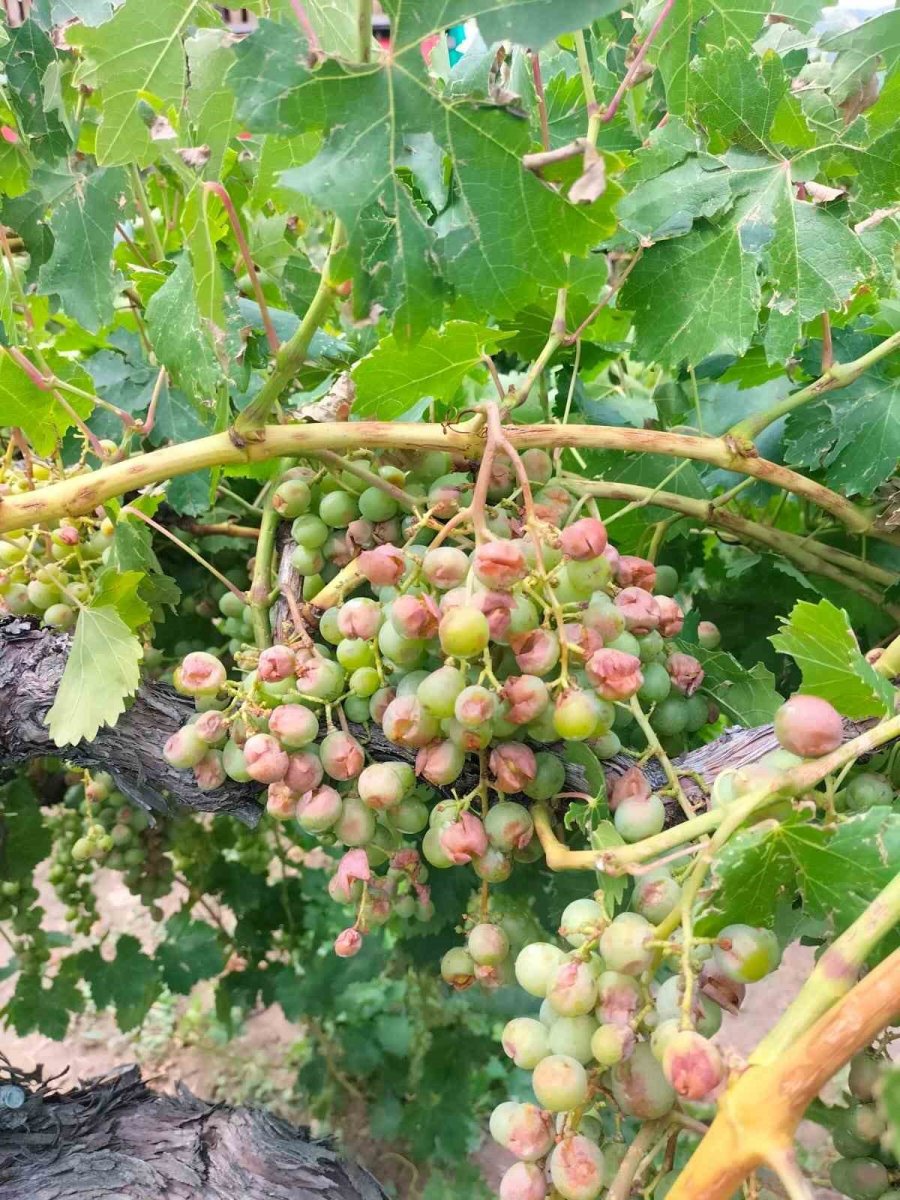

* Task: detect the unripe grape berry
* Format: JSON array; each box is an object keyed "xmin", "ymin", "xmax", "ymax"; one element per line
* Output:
[
  {"xmin": 846, "ymin": 1103, "xmax": 887, "ymax": 1144},
  {"xmin": 382, "ymin": 696, "xmax": 439, "ymax": 748},
  {"xmin": 243, "ymin": 733, "xmax": 290, "ymax": 784},
  {"xmin": 455, "ymin": 684, "xmax": 497, "ymax": 728},
  {"xmin": 296, "ymin": 785, "xmax": 343, "ymax": 833},
  {"xmin": 697, "ymin": 620, "xmax": 721, "ymax": 649},
  {"xmin": 632, "ymin": 870, "xmax": 681, "ymax": 923},
  {"xmin": 334, "ymin": 928, "xmax": 363, "ymax": 957},
  {"xmin": 845, "ymin": 772, "xmax": 894, "ymax": 812},
  {"xmin": 439, "ymin": 606, "xmax": 490, "ymax": 658},
  {"xmin": 337, "ymin": 597, "xmax": 383, "ymax": 641},
  {"xmin": 614, "ymin": 793, "xmax": 666, "ymax": 842},
  {"xmin": 284, "ymin": 751, "xmax": 324, "ymax": 794},
  {"xmin": 418, "ymin": 665, "xmax": 466, "ymax": 717},
  {"xmin": 522, "ymin": 751, "xmax": 566, "ymax": 802},
  {"xmin": 511, "ymin": 628, "xmax": 560, "ymax": 676},
  {"xmin": 547, "ymin": 958, "xmax": 599, "ymax": 1017},
  {"xmin": 357, "ymin": 543, "xmax": 406, "ymax": 586},
  {"xmin": 415, "ymin": 739, "xmax": 465, "ymax": 786},
  {"xmin": 499, "ymin": 1162, "xmax": 547, "ymax": 1200},
  {"xmin": 269, "ymin": 704, "xmax": 319, "ymax": 749},
  {"xmin": 468, "ymin": 922, "xmax": 510, "ymax": 966},
  {"xmin": 551, "ymin": 689, "xmax": 600, "ymax": 741},
  {"xmin": 774, "ymin": 694, "xmax": 843, "ymax": 758},
  {"xmin": 179, "ymin": 651, "xmax": 227, "ymax": 696},
  {"xmin": 164, "ymin": 725, "xmax": 208, "ymax": 769},
  {"xmin": 194, "ymin": 710, "xmax": 228, "ymax": 746},
  {"xmin": 559, "ymin": 898, "xmax": 604, "ymax": 948},
  {"xmin": 473, "ymin": 846, "xmax": 513, "ymax": 883},
  {"xmin": 545, "ymin": 1015, "xmax": 595, "ymax": 1064},
  {"xmin": 654, "ymin": 564, "xmax": 679, "ymax": 596},
  {"xmin": 439, "ymin": 812, "xmax": 488, "ymax": 864},
  {"xmin": 485, "ymin": 800, "xmax": 534, "ymax": 851},
  {"xmin": 586, "ymin": 648, "xmax": 643, "ymax": 701},
  {"xmin": 549, "ymin": 1136, "xmax": 605, "ymax": 1200},
  {"xmin": 532, "ymin": 1054, "xmax": 588, "ymax": 1112},
  {"xmin": 713, "ymin": 924, "xmax": 781, "ymax": 983},
  {"xmin": 610, "ymin": 1042, "xmax": 676, "ymax": 1119},
  {"xmin": 258, "ymin": 644, "xmax": 297, "ymax": 683},
  {"xmin": 223, "ymin": 739, "xmax": 251, "ymax": 781},
  {"xmin": 595, "ymin": 970, "xmax": 642, "ymax": 1026},
  {"xmin": 638, "ymin": 660, "xmax": 672, "ymax": 704},
  {"xmin": 441, "ymin": 946, "xmax": 475, "ymax": 989},
  {"xmin": 394, "ymin": 796, "xmax": 429, "ymax": 833},
  {"xmin": 319, "ymin": 489, "xmax": 358, "ymax": 528},
  {"xmin": 849, "ymin": 1053, "xmax": 883, "ymax": 1103},
  {"xmin": 502, "ymin": 1017, "xmax": 550, "ymax": 1069},
  {"xmin": 591, "ymin": 1023, "xmax": 633, "ymax": 1067},
  {"xmin": 334, "ymin": 796, "xmax": 377, "ymax": 846},
  {"xmin": 44, "ymin": 602, "xmax": 76, "ymax": 630},
  {"xmin": 358, "ymin": 485, "xmax": 398, "ymax": 522},
  {"xmin": 515, "ymin": 942, "xmax": 568, "ymax": 997},
  {"xmin": 829, "ymin": 1157, "xmax": 890, "ymax": 1200},
  {"xmin": 599, "ymin": 913, "xmax": 654, "ymax": 975},
  {"xmin": 650, "ymin": 695, "xmax": 689, "ymax": 738},
  {"xmin": 421, "ymin": 545, "xmax": 470, "ymax": 591},
  {"xmin": 318, "ymin": 731, "xmax": 364, "ymax": 781},
  {"xmin": 662, "ymin": 1030, "xmax": 724, "ymax": 1099},
  {"xmin": 490, "ymin": 742, "xmax": 538, "ymax": 793},
  {"xmin": 357, "ymin": 762, "xmax": 409, "ymax": 810}
]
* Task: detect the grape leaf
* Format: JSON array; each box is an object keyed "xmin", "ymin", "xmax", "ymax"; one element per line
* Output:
[
  {"xmin": 145, "ymin": 255, "xmax": 224, "ymax": 401},
  {"xmin": 270, "ymin": 0, "xmax": 357, "ymax": 57},
  {"xmin": 3, "ymin": 959, "xmax": 84, "ymax": 1040},
  {"xmin": 156, "ymin": 912, "xmax": 226, "ymax": 995},
  {"xmin": 229, "ymin": 17, "xmax": 612, "ymax": 332},
  {"xmin": 0, "ymin": 779, "xmax": 51, "ymax": 881},
  {"xmin": 0, "ymin": 20, "xmax": 71, "ymax": 161},
  {"xmin": 182, "ymin": 183, "xmax": 227, "ymax": 326},
  {"xmin": 783, "ymin": 368, "xmax": 900, "ymax": 498},
  {"xmin": 38, "ymin": 167, "xmax": 125, "ymax": 332},
  {"xmin": 0, "ymin": 349, "xmax": 92, "ymax": 455},
  {"xmin": 48, "ymin": 0, "xmax": 124, "ymax": 23},
  {"xmin": 185, "ymin": 29, "xmax": 238, "ymax": 182},
  {"xmin": 697, "ymin": 808, "xmax": 900, "ymax": 958},
  {"xmin": 79, "ymin": 934, "xmax": 161, "ymax": 1030},
  {"xmin": 617, "ymin": 156, "xmax": 732, "ymax": 241},
  {"xmin": 69, "ymin": 0, "xmax": 198, "ymax": 167},
  {"xmin": 770, "ymin": 599, "xmax": 894, "ymax": 718},
  {"xmin": 821, "ymin": 10, "xmax": 900, "ymax": 79},
  {"xmin": 622, "ymin": 215, "xmax": 761, "ymax": 368},
  {"xmin": 692, "ymin": 41, "xmax": 787, "ymax": 152},
  {"xmin": 682, "ymin": 643, "xmax": 783, "ymax": 725},
  {"xmin": 395, "ymin": 0, "xmax": 623, "ymax": 50},
  {"xmin": 46, "ymin": 606, "xmax": 143, "ymax": 747},
  {"xmin": 91, "ymin": 568, "xmax": 152, "ymax": 630},
  {"xmin": 352, "ymin": 321, "xmax": 513, "ymax": 418}
]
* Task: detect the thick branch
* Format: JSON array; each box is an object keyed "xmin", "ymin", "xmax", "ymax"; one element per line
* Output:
[
  {"xmin": 1, "ymin": 422, "xmax": 887, "ymax": 544},
  {"xmin": 666, "ymin": 948, "xmax": 900, "ymax": 1200}
]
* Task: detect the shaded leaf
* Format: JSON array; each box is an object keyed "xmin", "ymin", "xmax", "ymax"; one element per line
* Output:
[
  {"xmin": 0, "ymin": 349, "xmax": 92, "ymax": 455},
  {"xmin": 145, "ymin": 255, "xmax": 224, "ymax": 402},
  {"xmin": 156, "ymin": 912, "xmax": 226, "ymax": 994},
  {"xmin": 80, "ymin": 934, "xmax": 161, "ymax": 1031}
]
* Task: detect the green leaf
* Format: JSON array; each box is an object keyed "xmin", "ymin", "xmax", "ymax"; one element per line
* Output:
[
  {"xmin": 697, "ymin": 808, "xmax": 900, "ymax": 956},
  {"xmin": 618, "ymin": 156, "xmax": 732, "ymax": 241},
  {"xmin": 769, "ymin": 598, "xmax": 894, "ymax": 718},
  {"xmin": 0, "ymin": 779, "xmax": 51, "ymax": 881},
  {"xmin": 270, "ymin": 0, "xmax": 356, "ymax": 57},
  {"xmin": 49, "ymin": 0, "xmax": 124, "ymax": 22},
  {"xmin": 352, "ymin": 321, "xmax": 513, "ymax": 418},
  {"xmin": 145, "ymin": 255, "xmax": 224, "ymax": 401},
  {"xmin": 821, "ymin": 10, "xmax": 900, "ymax": 80},
  {"xmin": 230, "ymin": 19, "xmax": 612, "ymax": 329},
  {"xmin": 685, "ymin": 642, "xmax": 784, "ymax": 725},
  {"xmin": 0, "ymin": 349, "xmax": 92, "ymax": 455},
  {"xmin": 46, "ymin": 606, "xmax": 143, "ymax": 747},
  {"xmin": 185, "ymin": 29, "xmax": 238, "ymax": 181},
  {"xmin": 69, "ymin": 0, "xmax": 198, "ymax": 167},
  {"xmin": 80, "ymin": 934, "xmax": 161, "ymax": 1030},
  {"xmin": 38, "ymin": 167, "xmax": 125, "ymax": 332},
  {"xmin": 91, "ymin": 568, "xmax": 152, "ymax": 630},
  {"xmin": 783, "ymin": 368, "xmax": 900, "ymax": 498},
  {"xmin": 692, "ymin": 43, "xmax": 787, "ymax": 153},
  {"xmin": 622, "ymin": 216, "xmax": 761, "ymax": 367},
  {"xmin": 397, "ymin": 1, "xmax": 623, "ymax": 50},
  {"xmin": 156, "ymin": 911, "xmax": 226, "ymax": 995},
  {"xmin": 182, "ymin": 183, "xmax": 227, "ymax": 326},
  {"xmin": 0, "ymin": 20, "xmax": 71, "ymax": 160},
  {"xmin": 4, "ymin": 959, "xmax": 84, "ymax": 1040}
]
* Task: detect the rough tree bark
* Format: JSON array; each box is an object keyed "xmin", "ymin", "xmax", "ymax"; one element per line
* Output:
[
  {"xmin": 0, "ymin": 1059, "xmax": 387, "ymax": 1199},
  {"xmin": 0, "ymin": 617, "xmax": 877, "ymax": 829}
]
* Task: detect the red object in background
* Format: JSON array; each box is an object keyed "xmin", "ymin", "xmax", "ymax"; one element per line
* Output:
[
  {"xmin": 421, "ymin": 33, "xmax": 440, "ymax": 61},
  {"xmin": 1, "ymin": 126, "xmax": 19, "ymax": 145}
]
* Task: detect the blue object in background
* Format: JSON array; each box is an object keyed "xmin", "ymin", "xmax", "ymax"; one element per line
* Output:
[{"xmin": 446, "ymin": 24, "xmax": 468, "ymax": 64}]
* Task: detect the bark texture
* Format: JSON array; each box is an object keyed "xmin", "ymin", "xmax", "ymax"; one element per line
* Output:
[
  {"xmin": 0, "ymin": 1060, "xmax": 387, "ymax": 1200},
  {"xmin": 0, "ymin": 617, "xmax": 877, "ymax": 829}
]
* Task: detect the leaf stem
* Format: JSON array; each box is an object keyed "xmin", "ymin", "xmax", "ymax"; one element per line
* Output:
[
  {"xmin": 628, "ymin": 695, "xmax": 694, "ymax": 817},
  {"xmin": 130, "ymin": 166, "xmax": 165, "ymax": 264},
  {"xmin": 574, "ymin": 31, "xmax": 600, "ymax": 145},
  {"xmin": 313, "ymin": 448, "xmax": 420, "ymax": 510},
  {"xmin": 122, "ymin": 507, "xmax": 246, "ymax": 602},
  {"xmin": 728, "ymin": 329, "xmax": 900, "ymax": 443},
  {"xmin": 607, "ymin": 1120, "xmax": 666, "ymax": 1200},
  {"xmin": 231, "ymin": 220, "xmax": 344, "ymax": 436},
  {"xmin": 531, "ymin": 51, "xmax": 551, "ymax": 150},
  {"xmin": 357, "ymin": 0, "xmax": 373, "ymax": 62},
  {"xmin": 204, "ymin": 181, "xmax": 278, "ymax": 354},
  {"xmin": 602, "ymin": 0, "xmax": 676, "ymax": 124}
]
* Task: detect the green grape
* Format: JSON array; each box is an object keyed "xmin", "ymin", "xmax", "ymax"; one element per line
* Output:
[
  {"xmin": 343, "ymin": 694, "xmax": 372, "ymax": 722},
  {"xmin": 272, "ymin": 479, "xmax": 311, "ymax": 518},
  {"xmin": 683, "ymin": 692, "xmax": 710, "ymax": 732},
  {"xmin": 336, "ymin": 637, "xmax": 376, "ymax": 671},
  {"xmin": 291, "ymin": 514, "xmax": 329, "ymax": 548},
  {"xmin": 651, "ymin": 695, "xmax": 689, "ymax": 737},
  {"xmin": 845, "ymin": 773, "xmax": 894, "ymax": 812},
  {"xmin": 654, "ymin": 564, "xmax": 679, "ymax": 595},
  {"xmin": 291, "ymin": 544, "xmax": 325, "ymax": 575},
  {"xmin": 532, "ymin": 1054, "xmax": 589, "ymax": 1111},
  {"xmin": 638, "ymin": 661, "xmax": 671, "ymax": 703},
  {"xmin": 44, "ymin": 602, "xmax": 76, "ymax": 630},
  {"xmin": 829, "ymin": 1158, "xmax": 890, "ymax": 1200},
  {"xmin": 319, "ymin": 489, "xmax": 359, "ymax": 527},
  {"xmin": 349, "ymin": 667, "xmax": 380, "ymax": 698},
  {"xmin": 358, "ymin": 486, "xmax": 399, "ymax": 522},
  {"xmin": 606, "ymin": 630, "xmax": 641, "ymax": 657}
]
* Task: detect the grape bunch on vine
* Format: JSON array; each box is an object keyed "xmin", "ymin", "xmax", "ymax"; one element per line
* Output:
[{"xmin": 0, "ymin": 1, "xmax": 899, "ymax": 1197}]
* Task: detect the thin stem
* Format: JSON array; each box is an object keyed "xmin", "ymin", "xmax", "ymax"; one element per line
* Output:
[
  {"xmin": 313, "ymin": 448, "xmax": 419, "ymax": 510},
  {"xmin": 531, "ymin": 51, "xmax": 551, "ymax": 150},
  {"xmin": 218, "ymin": 483, "xmax": 263, "ymax": 517},
  {"xmin": 513, "ymin": 288, "xmax": 568, "ymax": 408},
  {"xmin": 821, "ymin": 312, "xmax": 834, "ymax": 372},
  {"xmin": 729, "ymin": 329, "xmax": 900, "ymax": 443},
  {"xmin": 602, "ymin": 0, "xmax": 676, "ymax": 124},
  {"xmin": 607, "ymin": 1120, "xmax": 666, "ymax": 1200},
  {"xmin": 130, "ymin": 166, "xmax": 165, "ymax": 263},
  {"xmin": 123, "ymin": 507, "xmax": 246, "ymax": 602},
  {"xmin": 574, "ymin": 31, "xmax": 600, "ymax": 145},
  {"xmin": 204, "ymin": 182, "xmax": 278, "ymax": 354},
  {"xmin": 356, "ymin": 0, "xmax": 373, "ymax": 61},
  {"xmin": 185, "ymin": 521, "xmax": 260, "ymax": 539},
  {"xmin": 563, "ymin": 249, "xmax": 643, "ymax": 344},
  {"xmin": 232, "ymin": 220, "xmax": 344, "ymax": 436},
  {"xmin": 248, "ymin": 487, "xmax": 282, "ymax": 649},
  {"xmin": 874, "ymin": 630, "xmax": 900, "ymax": 677},
  {"xmin": 629, "ymin": 696, "xmax": 694, "ymax": 818},
  {"xmin": 765, "ymin": 1150, "xmax": 815, "ymax": 1200},
  {"xmin": 751, "ymin": 869, "xmax": 900, "ymax": 1065}
]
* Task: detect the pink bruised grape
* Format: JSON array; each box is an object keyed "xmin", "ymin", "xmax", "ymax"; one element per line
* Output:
[
  {"xmin": 610, "ymin": 1043, "xmax": 676, "ymax": 1119},
  {"xmin": 243, "ymin": 733, "xmax": 290, "ymax": 784},
  {"xmin": 441, "ymin": 946, "xmax": 475, "ymax": 989},
  {"xmin": 661, "ymin": 1030, "xmax": 724, "ymax": 1100},
  {"xmin": 713, "ymin": 924, "xmax": 780, "ymax": 983},
  {"xmin": 164, "ymin": 725, "xmax": 208, "ymax": 769},
  {"xmin": 546, "ymin": 958, "xmax": 599, "ymax": 1017},
  {"xmin": 499, "ymin": 1162, "xmax": 548, "ymax": 1200},
  {"xmin": 468, "ymin": 922, "xmax": 510, "ymax": 965},
  {"xmin": 318, "ymin": 731, "xmax": 364, "ymax": 781},
  {"xmin": 549, "ymin": 1137, "xmax": 606, "ymax": 1200},
  {"xmin": 502, "ymin": 1017, "xmax": 550, "ymax": 1069},
  {"xmin": 532, "ymin": 1054, "xmax": 589, "ymax": 1111},
  {"xmin": 599, "ymin": 913, "xmax": 654, "ymax": 975},
  {"xmin": 296, "ymin": 785, "xmax": 342, "ymax": 833},
  {"xmin": 485, "ymin": 801, "xmax": 534, "ymax": 852},
  {"xmin": 591, "ymin": 1023, "xmax": 633, "ymax": 1067},
  {"xmin": 179, "ymin": 651, "xmax": 226, "ymax": 696},
  {"xmin": 774, "ymin": 694, "xmax": 843, "ymax": 758},
  {"xmin": 614, "ymin": 793, "xmax": 666, "ymax": 842}
]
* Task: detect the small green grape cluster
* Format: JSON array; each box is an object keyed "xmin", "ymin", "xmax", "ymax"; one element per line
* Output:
[
  {"xmin": 829, "ymin": 1052, "xmax": 900, "ymax": 1200},
  {"xmin": 0, "ymin": 460, "xmax": 118, "ymax": 629},
  {"xmin": 164, "ymin": 444, "xmax": 720, "ymax": 959},
  {"xmin": 489, "ymin": 889, "xmax": 781, "ymax": 1200}
]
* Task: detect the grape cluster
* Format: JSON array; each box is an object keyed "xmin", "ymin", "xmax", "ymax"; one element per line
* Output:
[
  {"xmin": 829, "ymin": 1052, "xmax": 900, "ymax": 1200},
  {"xmin": 490, "ymin": 890, "xmax": 781, "ymax": 1200},
  {"xmin": 163, "ymin": 443, "xmax": 720, "ymax": 958},
  {"xmin": 0, "ymin": 460, "xmax": 117, "ymax": 628}
]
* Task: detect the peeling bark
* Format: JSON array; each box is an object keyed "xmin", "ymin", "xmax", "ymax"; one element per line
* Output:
[{"xmin": 0, "ymin": 1060, "xmax": 387, "ymax": 1199}]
